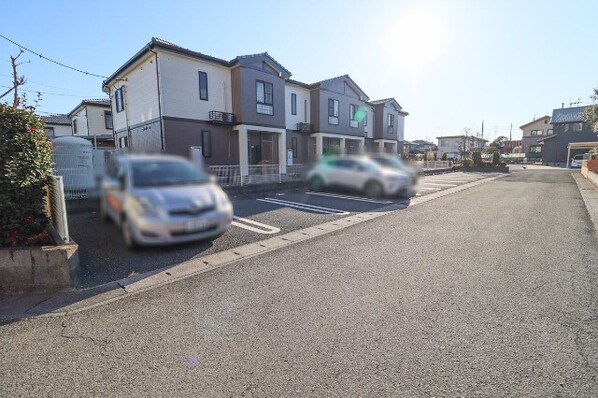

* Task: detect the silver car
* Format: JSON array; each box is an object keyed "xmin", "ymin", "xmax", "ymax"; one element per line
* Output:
[
  {"xmin": 100, "ymin": 154, "xmax": 233, "ymax": 248},
  {"xmin": 306, "ymin": 155, "xmax": 413, "ymax": 198},
  {"xmin": 570, "ymin": 154, "xmax": 585, "ymax": 168},
  {"xmin": 368, "ymin": 154, "xmax": 419, "ymax": 185}
]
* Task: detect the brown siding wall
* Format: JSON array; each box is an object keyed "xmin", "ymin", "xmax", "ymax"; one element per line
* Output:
[
  {"xmin": 162, "ymin": 118, "xmax": 239, "ymax": 166},
  {"xmin": 286, "ymin": 131, "xmax": 310, "ymax": 164}
]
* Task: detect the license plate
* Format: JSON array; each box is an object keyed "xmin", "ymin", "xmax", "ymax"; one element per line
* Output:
[{"xmin": 185, "ymin": 218, "xmax": 210, "ymax": 232}]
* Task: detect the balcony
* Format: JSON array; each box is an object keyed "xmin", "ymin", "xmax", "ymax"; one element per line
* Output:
[
  {"xmin": 209, "ymin": 111, "xmax": 235, "ymax": 125},
  {"xmin": 296, "ymin": 122, "xmax": 313, "ymax": 133}
]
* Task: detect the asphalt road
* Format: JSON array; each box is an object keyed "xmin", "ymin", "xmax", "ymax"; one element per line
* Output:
[
  {"xmin": 70, "ymin": 171, "xmax": 502, "ymax": 288},
  {"xmin": 2, "ymin": 168, "xmax": 595, "ymax": 397}
]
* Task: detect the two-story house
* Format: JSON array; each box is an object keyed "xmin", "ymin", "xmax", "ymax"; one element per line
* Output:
[
  {"xmin": 102, "ymin": 37, "xmax": 408, "ymax": 177},
  {"xmin": 540, "ymin": 106, "xmax": 597, "ymax": 165},
  {"xmin": 437, "ymin": 135, "xmax": 487, "ymax": 159},
  {"xmin": 367, "ymin": 98, "xmax": 408, "ymax": 154},
  {"xmin": 68, "ymin": 99, "xmax": 114, "ymax": 147},
  {"xmin": 519, "ymin": 116, "xmax": 552, "ymax": 161}
]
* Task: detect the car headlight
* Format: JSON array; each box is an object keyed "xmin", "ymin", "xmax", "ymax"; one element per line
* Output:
[
  {"xmin": 130, "ymin": 195, "xmax": 161, "ymax": 216},
  {"xmin": 215, "ymin": 190, "xmax": 233, "ymax": 212}
]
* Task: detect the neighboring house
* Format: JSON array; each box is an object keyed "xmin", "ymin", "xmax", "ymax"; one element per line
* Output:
[
  {"xmin": 40, "ymin": 114, "xmax": 72, "ymax": 138},
  {"xmin": 67, "ymin": 99, "xmax": 114, "ymax": 148},
  {"xmin": 409, "ymin": 139, "xmax": 435, "ymax": 153},
  {"xmin": 502, "ymin": 139, "xmax": 522, "ymax": 154},
  {"xmin": 367, "ymin": 98, "xmax": 408, "ymax": 154},
  {"xmin": 519, "ymin": 116, "xmax": 552, "ymax": 161},
  {"xmin": 540, "ymin": 106, "xmax": 597, "ymax": 165},
  {"xmin": 101, "ymin": 37, "xmax": 408, "ymax": 176},
  {"xmin": 437, "ymin": 135, "xmax": 487, "ymax": 159}
]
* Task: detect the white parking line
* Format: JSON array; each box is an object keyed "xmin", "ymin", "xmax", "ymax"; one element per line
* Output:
[
  {"xmin": 424, "ymin": 180, "xmax": 468, "ymax": 184},
  {"xmin": 258, "ymin": 198, "xmax": 349, "ymax": 215},
  {"xmin": 419, "ymin": 187, "xmax": 442, "ymax": 191},
  {"xmin": 423, "ymin": 182, "xmax": 457, "ymax": 187},
  {"xmin": 306, "ymin": 191, "xmax": 393, "ymax": 204},
  {"xmin": 231, "ymin": 216, "xmax": 280, "ymax": 234}
]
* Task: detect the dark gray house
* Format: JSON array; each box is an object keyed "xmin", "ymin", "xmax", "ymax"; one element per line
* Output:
[{"xmin": 540, "ymin": 106, "xmax": 597, "ymax": 166}]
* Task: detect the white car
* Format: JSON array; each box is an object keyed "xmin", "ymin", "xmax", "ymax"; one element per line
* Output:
[
  {"xmin": 570, "ymin": 154, "xmax": 585, "ymax": 168},
  {"xmin": 100, "ymin": 154, "xmax": 233, "ymax": 248},
  {"xmin": 306, "ymin": 155, "xmax": 414, "ymax": 198}
]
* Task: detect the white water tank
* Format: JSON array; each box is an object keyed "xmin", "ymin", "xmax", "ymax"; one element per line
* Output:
[{"xmin": 52, "ymin": 136, "xmax": 95, "ymax": 197}]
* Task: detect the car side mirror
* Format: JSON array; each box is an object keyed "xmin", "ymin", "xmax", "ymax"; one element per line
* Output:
[{"xmin": 209, "ymin": 175, "xmax": 217, "ymax": 184}]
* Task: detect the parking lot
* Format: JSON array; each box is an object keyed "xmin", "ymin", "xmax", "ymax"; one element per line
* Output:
[{"xmin": 70, "ymin": 171, "xmax": 503, "ymax": 288}]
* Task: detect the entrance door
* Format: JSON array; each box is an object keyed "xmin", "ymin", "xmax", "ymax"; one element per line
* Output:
[{"xmin": 261, "ymin": 134, "xmax": 274, "ymax": 164}]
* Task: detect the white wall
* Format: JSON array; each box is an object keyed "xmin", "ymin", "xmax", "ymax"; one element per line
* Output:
[
  {"xmin": 159, "ymin": 51, "xmax": 232, "ymax": 119},
  {"xmin": 71, "ymin": 108, "xmax": 88, "ymax": 136},
  {"xmin": 397, "ymin": 114, "xmax": 405, "ymax": 142},
  {"xmin": 86, "ymin": 105, "xmax": 112, "ymax": 136},
  {"xmin": 108, "ymin": 54, "xmax": 160, "ymax": 132},
  {"xmin": 364, "ymin": 106, "xmax": 374, "ymax": 138},
  {"xmin": 285, "ymin": 83, "xmax": 310, "ymax": 130},
  {"xmin": 46, "ymin": 124, "xmax": 72, "ymax": 137}
]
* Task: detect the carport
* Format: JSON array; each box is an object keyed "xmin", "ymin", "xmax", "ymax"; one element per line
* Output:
[{"xmin": 566, "ymin": 142, "xmax": 598, "ymax": 168}]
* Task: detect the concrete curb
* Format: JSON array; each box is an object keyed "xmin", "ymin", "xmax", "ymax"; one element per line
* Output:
[
  {"xmin": 1, "ymin": 173, "xmax": 508, "ymax": 321},
  {"xmin": 571, "ymin": 173, "xmax": 598, "ymax": 237}
]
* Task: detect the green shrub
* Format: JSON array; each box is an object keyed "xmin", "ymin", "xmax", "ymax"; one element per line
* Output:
[
  {"xmin": 492, "ymin": 151, "xmax": 500, "ymax": 165},
  {"xmin": 498, "ymin": 162, "xmax": 507, "ymax": 168},
  {"xmin": 423, "ymin": 152, "xmax": 428, "ymax": 161},
  {"xmin": 462, "ymin": 158, "xmax": 474, "ymax": 167},
  {"xmin": 433, "ymin": 152, "xmax": 438, "ymax": 161},
  {"xmin": 0, "ymin": 104, "xmax": 54, "ymax": 247},
  {"xmin": 441, "ymin": 152, "xmax": 447, "ymax": 161}
]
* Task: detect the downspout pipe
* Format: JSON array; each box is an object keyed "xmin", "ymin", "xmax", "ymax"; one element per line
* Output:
[{"xmin": 149, "ymin": 46, "xmax": 165, "ymax": 152}]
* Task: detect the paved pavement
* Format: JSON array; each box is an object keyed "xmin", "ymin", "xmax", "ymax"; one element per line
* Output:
[
  {"xmin": 70, "ymin": 171, "xmax": 503, "ymax": 288},
  {"xmin": 1, "ymin": 168, "xmax": 596, "ymax": 397}
]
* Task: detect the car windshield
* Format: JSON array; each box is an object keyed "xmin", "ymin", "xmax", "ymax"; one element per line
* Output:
[{"xmin": 130, "ymin": 160, "xmax": 209, "ymax": 188}]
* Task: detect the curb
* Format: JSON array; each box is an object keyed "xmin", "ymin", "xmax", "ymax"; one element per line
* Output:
[
  {"xmin": 571, "ymin": 173, "xmax": 598, "ymax": 237},
  {"xmin": 1, "ymin": 173, "xmax": 508, "ymax": 321}
]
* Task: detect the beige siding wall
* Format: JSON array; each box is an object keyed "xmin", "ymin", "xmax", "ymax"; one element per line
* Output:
[
  {"xmin": 86, "ymin": 105, "xmax": 112, "ymax": 136},
  {"xmin": 159, "ymin": 51, "xmax": 231, "ymax": 120},
  {"xmin": 71, "ymin": 109, "xmax": 88, "ymax": 136},
  {"xmin": 521, "ymin": 117, "xmax": 553, "ymax": 137},
  {"xmin": 108, "ymin": 54, "xmax": 160, "ymax": 132}
]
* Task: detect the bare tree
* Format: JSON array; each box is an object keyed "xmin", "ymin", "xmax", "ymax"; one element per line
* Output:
[{"xmin": 0, "ymin": 50, "xmax": 29, "ymax": 107}]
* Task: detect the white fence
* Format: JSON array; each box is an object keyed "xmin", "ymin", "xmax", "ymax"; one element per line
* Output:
[
  {"xmin": 414, "ymin": 161, "xmax": 451, "ymax": 170},
  {"xmin": 53, "ymin": 148, "xmax": 116, "ymax": 200},
  {"xmin": 48, "ymin": 176, "xmax": 70, "ymax": 243}
]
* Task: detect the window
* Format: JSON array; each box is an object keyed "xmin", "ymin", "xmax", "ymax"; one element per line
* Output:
[
  {"xmin": 572, "ymin": 122, "xmax": 583, "ymax": 131},
  {"xmin": 291, "ymin": 93, "xmax": 297, "ymax": 115},
  {"xmin": 199, "ymin": 71, "xmax": 208, "ymax": 101},
  {"xmin": 547, "ymin": 129, "xmax": 553, "ymax": 135},
  {"xmin": 291, "ymin": 137, "xmax": 298, "ymax": 159},
  {"xmin": 118, "ymin": 136, "xmax": 128, "ymax": 148},
  {"xmin": 364, "ymin": 111, "xmax": 367, "ymax": 126},
  {"xmin": 529, "ymin": 145, "xmax": 542, "ymax": 153},
  {"xmin": 201, "ymin": 130, "xmax": 212, "ymax": 158},
  {"xmin": 531, "ymin": 130, "xmax": 543, "ymax": 136},
  {"xmin": 387, "ymin": 113, "xmax": 394, "ymax": 133},
  {"xmin": 349, "ymin": 104, "xmax": 358, "ymax": 128},
  {"xmin": 304, "ymin": 100, "xmax": 308, "ymax": 122},
  {"xmin": 73, "ymin": 119, "xmax": 78, "ymax": 135},
  {"xmin": 328, "ymin": 99, "xmax": 339, "ymax": 125},
  {"xmin": 256, "ymin": 80, "xmax": 273, "ymax": 115},
  {"xmin": 104, "ymin": 111, "xmax": 113, "ymax": 129},
  {"xmin": 115, "ymin": 87, "xmax": 124, "ymax": 112},
  {"xmin": 44, "ymin": 127, "xmax": 55, "ymax": 138}
]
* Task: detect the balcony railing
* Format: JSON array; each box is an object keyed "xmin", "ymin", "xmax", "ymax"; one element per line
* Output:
[
  {"xmin": 297, "ymin": 122, "xmax": 313, "ymax": 133},
  {"xmin": 209, "ymin": 111, "xmax": 235, "ymax": 125}
]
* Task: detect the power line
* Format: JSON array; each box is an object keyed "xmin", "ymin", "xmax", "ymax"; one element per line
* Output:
[
  {"xmin": 0, "ymin": 73, "xmax": 98, "ymax": 94},
  {"xmin": 0, "ymin": 85, "xmax": 97, "ymax": 97},
  {"xmin": 0, "ymin": 33, "xmax": 108, "ymax": 79}
]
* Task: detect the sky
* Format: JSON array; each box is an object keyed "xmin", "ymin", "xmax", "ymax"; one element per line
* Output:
[{"xmin": 1, "ymin": 0, "xmax": 597, "ymax": 142}]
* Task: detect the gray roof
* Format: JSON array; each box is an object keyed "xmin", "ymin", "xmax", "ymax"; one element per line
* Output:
[
  {"xmin": 40, "ymin": 114, "xmax": 71, "ymax": 125},
  {"xmin": 412, "ymin": 140, "xmax": 435, "ymax": 146},
  {"xmin": 551, "ymin": 106, "xmax": 588, "ymax": 124},
  {"xmin": 68, "ymin": 98, "xmax": 111, "ymax": 117}
]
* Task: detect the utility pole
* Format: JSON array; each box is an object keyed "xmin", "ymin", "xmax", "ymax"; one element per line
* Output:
[{"xmin": 509, "ymin": 123, "xmax": 512, "ymax": 141}]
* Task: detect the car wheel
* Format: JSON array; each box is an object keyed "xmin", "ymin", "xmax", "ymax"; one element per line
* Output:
[
  {"xmin": 365, "ymin": 181, "xmax": 384, "ymax": 198},
  {"xmin": 310, "ymin": 175, "xmax": 325, "ymax": 192},
  {"xmin": 122, "ymin": 218, "xmax": 138, "ymax": 249}
]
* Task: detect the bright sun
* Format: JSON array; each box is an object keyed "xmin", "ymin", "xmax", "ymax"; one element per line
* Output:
[{"xmin": 392, "ymin": 9, "xmax": 444, "ymax": 69}]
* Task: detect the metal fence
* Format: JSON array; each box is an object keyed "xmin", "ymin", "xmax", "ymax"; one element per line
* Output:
[
  {"xmin": 47, "ymin": 176, "xmax": 70, "ymax": 243},
  {"xmin": 208, "ymin": 164, "xmax": 308, "ymax": 186}
]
